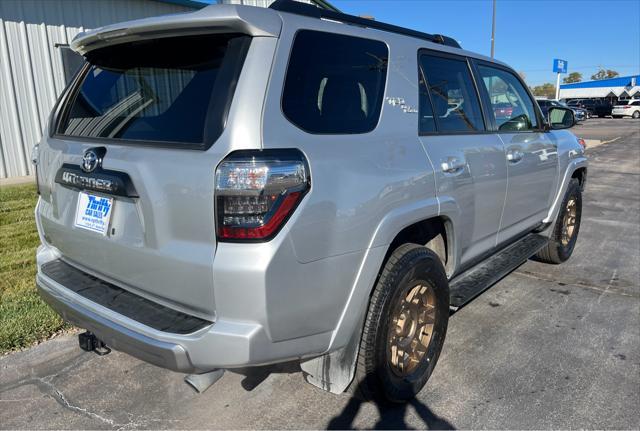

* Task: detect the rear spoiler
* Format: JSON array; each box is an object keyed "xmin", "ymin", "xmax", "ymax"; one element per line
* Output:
[{"xmin": 71, "ymin": 4, "xmax": 282, "ymax": 55}]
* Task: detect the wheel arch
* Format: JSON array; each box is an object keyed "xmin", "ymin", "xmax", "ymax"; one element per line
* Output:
[
  {"xmin": 545, "ymin": 158, "xmax": 588, "ymax": 224},
  {"xmin": 572, "ymin": 166, "xmax": 587, "ymax": 191},
  {"xmin": 382, "ymin": 216, "xmax": 455, "ymax": 278}
]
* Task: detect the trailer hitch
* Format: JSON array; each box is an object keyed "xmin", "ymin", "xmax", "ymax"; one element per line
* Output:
[{"xmin": 78, "ymin": 331, "xmax": 111, "ymax": 356}]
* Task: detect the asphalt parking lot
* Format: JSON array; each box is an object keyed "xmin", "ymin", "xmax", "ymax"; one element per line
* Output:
[{"xmin": 1, "ymin": 118, "xmax": 638, "ymax": 430}]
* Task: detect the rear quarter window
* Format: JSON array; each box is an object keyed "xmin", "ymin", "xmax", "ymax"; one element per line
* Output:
[{"xmin": 281, "ymin": 30, "xmax": 388, "ymax": 134}]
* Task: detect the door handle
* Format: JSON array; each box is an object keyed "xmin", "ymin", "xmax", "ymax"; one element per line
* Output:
[
  {"xmin": 441, "ymin": 157, "xmax": 465, "ymax": 174},
  {"xmin": 507, "ymin": 149, "xmax": 524, "ymax": 163}
]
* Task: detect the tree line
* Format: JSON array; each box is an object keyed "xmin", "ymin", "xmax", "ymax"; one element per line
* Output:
[{"xmin": 528, "ymin": 68, "xmax": 620, "ymax": 99}]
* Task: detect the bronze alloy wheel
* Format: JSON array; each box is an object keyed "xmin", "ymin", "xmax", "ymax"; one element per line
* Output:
[
  {"xmin": 561, "ymin": 197, "xmax": 577, "ymax": 246},
  {"xmin": 387, "ymin": 282, "xmax": 436, "ymax": 377}
]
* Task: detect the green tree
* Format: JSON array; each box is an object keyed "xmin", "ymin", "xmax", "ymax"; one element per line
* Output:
[
  {"xmin": 531, "ymin": 83, "xmax": 556, "ymax": 99},
  {"xmin": 563, "ymin": 72, "xmax": 582, "ymax": 84},
  {"xmin": 591, "ymin": 68, "xmax": 620, "ymax": 80}
]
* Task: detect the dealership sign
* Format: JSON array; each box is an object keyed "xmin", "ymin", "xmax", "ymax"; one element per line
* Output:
[{"xmin": 553, "ymin": 59, "xmax": 568, "ymax": 74}]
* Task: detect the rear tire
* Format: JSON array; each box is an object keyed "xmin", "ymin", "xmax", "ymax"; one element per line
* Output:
[
  {"xmin": 535, "ymin": 178, "xmax": 582, "ymax": 264},
  {"xmin": 632, "ymin": 111, "xmax": 640, "ymax": 119},
  {"xmin": 353, "ymin": 244, "xmax": 449, "ymax": 403}
]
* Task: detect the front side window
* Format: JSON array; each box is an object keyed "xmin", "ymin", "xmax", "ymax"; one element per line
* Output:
[
  {"xmin": 478, "ymin": 65, "xmax": 539, "ymax": 132},
  {"xmin": 419, "ymin": 54, "xmax": 485, "ymax": 133},
  {"xmin": 58, "ymin": 34, "xmax": 249, "ymax": 146},
  {"xmin": 282, "ymin": 30, "xmax": 388, "ymax": 134}
]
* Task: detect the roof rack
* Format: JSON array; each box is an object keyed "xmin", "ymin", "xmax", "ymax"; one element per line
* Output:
[{"xmin": 269, "ymin": 0, "xmax": 461, "ymax": 49}]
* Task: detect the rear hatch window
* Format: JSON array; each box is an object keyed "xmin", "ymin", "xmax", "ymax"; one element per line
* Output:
[{"xmin": 56, "ymin": 34, "xmax": 250, "ymax": 148}]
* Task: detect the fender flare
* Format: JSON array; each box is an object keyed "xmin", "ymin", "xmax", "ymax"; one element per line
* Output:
[
  {"xmin": 301, "ymin": 197, "xmax": 451, "ymax": 393},
  {"xmin": 544, "ymin": 156, "xmax": 588, "ymax": 224}
]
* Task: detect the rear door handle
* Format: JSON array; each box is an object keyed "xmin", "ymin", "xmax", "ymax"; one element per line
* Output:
[
  {"xmin": 441, "ymin": 157, "xmax": 465, "ymax": 174},
  {"xmin": 506, "ymin": 149, "xmax": 524, "ymax": 163}
]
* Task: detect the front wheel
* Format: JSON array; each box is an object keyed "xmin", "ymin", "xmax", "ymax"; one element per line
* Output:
[
  {"xmin": 632, "ymin": 111, "xmax": 640, "ymax": 119},
  {"xmin": 535, "ymin": 178, "xmax": 582, "ymax": 264},
  {"xmin": 353, "ymin": 244, "xmax": 449, "ymax": 403}
]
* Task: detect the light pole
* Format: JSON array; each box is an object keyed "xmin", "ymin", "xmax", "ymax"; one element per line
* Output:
[{"xmin": 490, "ymin": 0, "xmax": 496, "ymax": 58}]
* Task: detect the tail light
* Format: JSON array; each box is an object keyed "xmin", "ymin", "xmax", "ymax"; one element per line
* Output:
[
  {"xmin": 623, "ymin": 105, "xmax": 631, "ymax": 109},
  {"xmin": 577, "ymin": 138, "xmax": 586, "ymax": 149},
  {"xmin": 215, "ymin": 149, "xmax": 309, "ymax": 241}
]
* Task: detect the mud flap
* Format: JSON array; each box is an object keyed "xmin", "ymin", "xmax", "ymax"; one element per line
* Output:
[{"xmin": 299, "ymin": 316, "xmax": 363, "ymax": 394}]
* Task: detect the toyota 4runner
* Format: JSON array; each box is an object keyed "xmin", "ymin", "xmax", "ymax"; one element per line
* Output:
[{"xmin": 33, "ymin": 0, "xmax": 587, "ymax": 402}]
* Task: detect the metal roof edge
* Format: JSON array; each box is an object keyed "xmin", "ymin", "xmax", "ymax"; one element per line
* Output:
[
  {"xmin": 153, "ymin": 0, "xmax": 340, "ymax": 12},
  {"xmin": 560, "ymin": 74, "xmax": 640, "ymax": 89},
  {"xmin": 152, "ymin": 0, "xmax": 208, "ymax": 9}
]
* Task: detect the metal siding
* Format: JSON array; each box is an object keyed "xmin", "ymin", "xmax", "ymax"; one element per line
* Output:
[{"xmin": 0, "ymin": 0, "xmax": 193, "ymax": 178}]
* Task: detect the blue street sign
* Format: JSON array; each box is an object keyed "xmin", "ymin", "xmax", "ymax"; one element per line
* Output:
[{"xmin": 553, "ymin": 59, "xmax": 568, "ymax": 73}]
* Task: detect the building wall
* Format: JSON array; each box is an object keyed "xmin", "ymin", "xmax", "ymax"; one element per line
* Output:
[{"xmin": 0, "ymin": 0, "xmax": 193, "ymax": 178}]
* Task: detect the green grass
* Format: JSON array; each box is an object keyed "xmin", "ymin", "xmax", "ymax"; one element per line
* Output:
[{"xmin": 0, "ymin": 183, "xmax": 67, "ymax": 353}]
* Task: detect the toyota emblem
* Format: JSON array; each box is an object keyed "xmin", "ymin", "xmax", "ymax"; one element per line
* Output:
[{"xmin": 81, "ymin": 148, "xmax": 102, "ymax": 173}]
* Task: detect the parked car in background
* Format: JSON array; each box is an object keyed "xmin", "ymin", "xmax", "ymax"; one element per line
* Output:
[
  {"xmin": 567, "ymin": 99, "xmax": 593, "ymax": 118},
  {"xmin": 612, "ymin": 100, "xmax": 640, "ymax": 119},
  {"xmin": 594, "ymin": 101, "xmax": 613, "ymax": 118},
  {"xmin": 567, "ymin": 99, "xmax": 613, "ymax": 118},
  {"xmin": 494, "ymin": 102, "xmax": 514, "ymax": 120},
  {"xmin": 538, "ymin": 99, "xmax": 586, "ymax": 122}
]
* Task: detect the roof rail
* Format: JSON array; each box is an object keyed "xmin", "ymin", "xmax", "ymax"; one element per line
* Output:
[{"xmin": 269, "ymin": 0, "xmax": 461, "ymax": 49}]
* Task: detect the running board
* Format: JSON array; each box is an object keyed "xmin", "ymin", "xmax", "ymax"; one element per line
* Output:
[{"xmin": 449, "ymin": 234, "xmax": 548, "ymax": 308}]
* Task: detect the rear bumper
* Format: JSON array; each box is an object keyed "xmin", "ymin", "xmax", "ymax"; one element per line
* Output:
[
  {"xmin": 611, "ymin": 110, "xmax": 630, "ymax": 116},
  {"xmin": 36, "ymin": 243, "xmax": 333, "ymax": 373},
  {"xmin": 37, "ymin": 278, "xmax": 196, "ymax": 372}
]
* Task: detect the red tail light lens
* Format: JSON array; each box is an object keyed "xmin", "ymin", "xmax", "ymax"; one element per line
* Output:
[{"xmin": 215, "ymin": 150, "xmax": 309, "ymax": 242}]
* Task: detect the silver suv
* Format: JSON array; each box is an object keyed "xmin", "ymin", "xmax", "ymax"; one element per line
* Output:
[{"xmin": 33, "ymin": 0, "xmax": 587, "ymax": 402}]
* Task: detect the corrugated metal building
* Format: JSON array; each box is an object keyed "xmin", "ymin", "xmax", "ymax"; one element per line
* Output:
[{"xmin": 0, "ymin": 0, "xmax": 335, "ymax": 179}]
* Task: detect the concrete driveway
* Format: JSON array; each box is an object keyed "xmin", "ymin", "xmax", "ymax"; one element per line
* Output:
[{"xmin": 1, "ymin": 119, "xmax": 638, "ymax": 430}]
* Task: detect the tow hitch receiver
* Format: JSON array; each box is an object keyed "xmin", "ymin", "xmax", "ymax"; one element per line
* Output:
[{"xmin": 78, "ymin": 331, "xmax": 111, "ymax": 356}]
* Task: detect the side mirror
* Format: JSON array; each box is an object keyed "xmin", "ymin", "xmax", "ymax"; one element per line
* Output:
[{"xmin": 547, "ymin": 107, "xmax": 575, "ymax": 130}]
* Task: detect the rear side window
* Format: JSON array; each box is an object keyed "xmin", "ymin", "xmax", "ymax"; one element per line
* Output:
[
  {"xmin": 57, "ymin": 34, "xmax": 250, "ymax": 147},
  {"xmin": 282, "ymin": 30, "xmax": 388, "ymax": 134},
  {"xmin": 477, "ymin": 65, "xmax": 539, "ymax": 132},
  {"xmin": 419, "ymin": 54, "xmax": 485, "ymax": 133},
  {"xmin": 418, "ymin": 68, "xmax": 437, "ymax": 133}
]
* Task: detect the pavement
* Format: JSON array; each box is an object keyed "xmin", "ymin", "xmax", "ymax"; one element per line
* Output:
[{"xmin": 1, "ymin": 118, "xmax": 639, "ymax": 429}]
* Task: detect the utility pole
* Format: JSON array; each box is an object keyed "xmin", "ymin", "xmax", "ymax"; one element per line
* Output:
[{"xmin": 490, "ymin": 0, "xmax": 496, "ymax": 58}]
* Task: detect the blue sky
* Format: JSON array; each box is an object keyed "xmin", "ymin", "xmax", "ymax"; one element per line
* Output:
[{"xmin": 325, "ymin": 0, "xmax": 640, "ymax": 86}]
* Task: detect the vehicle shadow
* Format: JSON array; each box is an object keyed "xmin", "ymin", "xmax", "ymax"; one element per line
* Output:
[
  {"xmin": 231, "ymin": 361, "xmax": 302, "ymax": 391},
  {"xmin": 327, "ymin": 379, "xmax": 455, "ymax": 430},
  {"xmin": 232, "ymin": 364, "xmax": 454, "ymax": 429}
]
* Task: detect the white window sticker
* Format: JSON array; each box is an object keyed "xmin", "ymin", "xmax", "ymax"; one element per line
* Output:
[{"xmin": 74, "ymin": 192, "xmax": 113, "ymax": 235}]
